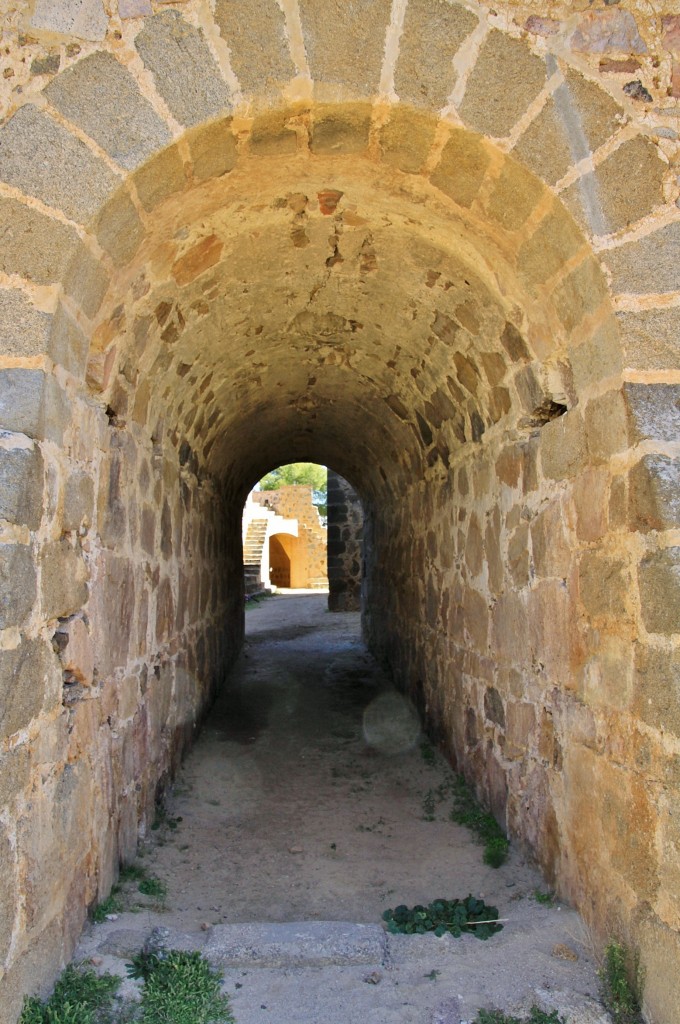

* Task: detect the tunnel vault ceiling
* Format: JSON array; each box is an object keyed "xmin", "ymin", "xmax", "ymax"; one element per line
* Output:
[{"xmin": 82, "ymin": 112, "xmax": 607, "ymax": 506}]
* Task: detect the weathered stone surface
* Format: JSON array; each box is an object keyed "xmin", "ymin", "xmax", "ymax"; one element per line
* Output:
[
  {"xmin": 570, "ymin": 321, "xmax": 622, "ymax": 392},
  {"xmin": 49, "ymin": 305, "xmax": 89, "ymax": 376},
  {"xmin": 616, "ymin": 307, "xmax": 680, "ymax": 371},
  {"xmin": 187, "ymin": 118, "xmax": 237, "ymax": 181},
  {"xmin": 45, "ymin": 52, "xmax": 171, "ymax": 171},
  {"xmin": 0, "ymin": 197, "xmax": 82, "ymax": 286},
  {"xmin": 55, "ymin": 615, "xmax": 94, "ymax": 685},
  {"xmin": 604, "ymin": 221, "xmax": 680, "ymax": 294},
  {"xmin": 309, "ymin": 104, "xmax": 372, "ymax": 155},
  {"xmin": 395, "ymin": 0, "xmax": 477, "ymax": 109},
  {"xmin": 0, "ymin": 744, "xmax": 30, "ymax": 810},
  {"xmin": 531, "ymin": 502, "xmax": 570, "ymax": 579},
  {"xmin": 562, "ymin": 135, "xmax": 667, "ymax": 234},
  {"xmin": 135, "ymin": 11, "xmax": 231, "ymax": 127},
  {"xmin": 0, "ymin": 370, "xmax": 46, "ymax": 439},
  {"xmin": 579, "ymin": 552, "xmax": 628, "ymax": 618},
  {"xmin": 205, "ymin": 921, "xmax": 386, "ymax": 967},
  {"xmin": 40, "ymin": 539, "xmax": 88, "ymax": 620},
  {"xmin": 485, "ymin": 157, "xmax": 542, "ymax": 231},
  {"xmin": 214, "ymin": 0, "xmax": 295, "ymax": 95},
  {"xmin": 0, "ymin": 638, "xmax": 53, "ymax": 735},
  {"xmin": 0, "ymin": 447, "xmax": 43, "ymax": 530},
  {"xmin": 0, "ymin": 289, "xmax": 51, "ymax": 358},
  {"xmin": 629, "ymin": 455, "xmax": 680, "ymax": 533},
  {"xmin": 0, "ymin": 822, "xmax": 16, "ymax": 962},
  {"xmin": 62, "ymin": 469, "xmax": 94, "ymax": 532},
  {"xmin": 62, "ymin": 245, "xmax": 109, "ymax": 319},
  {"xmin": 573, "ymin": 466, "xmax": 609, "ymax": 542},
  {"xmin": 119, "ymin": 0, "xmax": 151, "ymax": 17},
  {"xmin": 379, "ymin": 108, "xmax": 438, "ymax": 173},
  {"xmin": 635, "ymin": 645, "xmax": 680, "ymax": 733},
  {"xmin": 570, "ymin": 10, "xmax": 647, "ymax": 54},
  {"xmin": 299, "ymin": 0, "xmax": 391, "ymax": 96},
  {"xmin": 585, "ymin": 389, "xmax": 628, "ymax": 461},
  {"xmin": 540, "ymin": 411, "xmax": 586, "ymax": 480},
  {"xmin": 0, "ymin": 546, "xmax": 36, "ymax": 629},
  {"xmin": 552, "ymin": 258, "xmax": 609, "ymax": 332},
  {"xmin": 132, "ymin": 145, "xmax": 186, "ymax": 212},
  {"xmin": 517, "ymin": 202, "xmax": 584, "ymax": 286},
  {"xmin": 638, "ymin": 547, "xmax": 680, "ymax": 634},
  {"xmin": 95, "ymin": 188, "xmax": 145, "ymax": 267},
  {"xmin": 430, "ymin": 128, "xmax": 490, "ymax": 208},
  {"xmin": 31, "ymin": 0, "xmax": 108, "ymax": 41},
  {"xmin": 459, "ymin": 31, "xmax": 545, "ymax": 139},
  {"xmin": 0, "ymin": 105, "xmax": 118, "ymax": 222},
  {"xmin": 624, "ymin": 382, "xmax": 680, "ymax": 444}
]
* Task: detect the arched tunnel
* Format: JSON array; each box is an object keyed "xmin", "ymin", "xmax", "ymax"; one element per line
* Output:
[{"xmin": 0, "ymin": 2, "xmax": 679, "ymax": 1019}]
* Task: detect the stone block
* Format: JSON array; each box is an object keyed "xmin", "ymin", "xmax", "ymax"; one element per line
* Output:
[
  {"xmin": 309, "ymin": 103, "xmax": 372, "ymax": 155},
  {"xmin": 553, "ymin": 257, "xmax": 610, "ymax": 333},
  {"xmin": 634, "ymin": 644, "xmax": 680, "ymax": 734},
  {"xmin": 505, "ymin": 701, "xmax": 535, "ymax": 758},
  {"xmin": 638, "ymin": 916, "xmax": 680, "ymax": 1024},
  {"xmin": 95, "ymin": 188, "xmax": 145, "ymax": 267},
  {"xmin": 430, "ymin": 128, "xmax": 490, "ymax": 208},
  {"xmin": 0, "ymin": 446, "xmax": 44, "ymax": 530},
  {"xmin": 531, "ymin": 501, "xmax": 571, "ymax": 579},
  {"xmin": 299, "ymin": 0, "xmax": 391, "ymax": 96},
  {"xmin": 248, "ymin": 108, "xmax": 299, "ymax": 155},
  {"xmin": 214, "ymin": 0, "xmax": 294, "ymax": 95},
  {"xmin": 585, "ymin": 389, "xmax": 628, "ymax": 461},
  {"xmin": 0, "ymin": 638, "xmax": 52, "ymax": 734},
  {"xmin": 572, "ymin": 466, "xmax": 609, "ymax": 542},
  {"xmin": 55, "ymin": 615, "xmax": 94, "ymax": 685},
  {"xmin": 45, "ymin": 52, "xmax": 171, "ymax": 171},
  {"xmin": 135, "ymin": 11, "xmax": 231, "ymax": 128},
  {"xmin": 394, "ymin": 0, "xmax": 477, "ymax": 109},
  {"xmin": 507, "ymin": 523, "xmax": 530, "ymax": 587},
  {"xmin": 570, "ymin": 10, "xmax": 647, "ymax": 54},
  {"xmin": 517, "ymin": 202, "xmax": 584, "ymax": 287},
  {"xmin": 0, "ymin": 822, "xmax": 16, "ymax": 962},
  {"xmin": 379, "ymin": 107, "xmax": 437, "ymax": 174},
  {"xmin": 579, "ymin": 551, "xmax": 628, "ymax": 618},
  {"xmin": 616, "ymin": 307, "xmax": 680, "ymax": 371},
  {"xmin": 0, "ymin": 196, "xmax": 81, "ymax": 286},
  {"xmin": 485, "ymin": 157, "xmax": 542, "ymax": 232},
  {"xmin": 563, "ymin": 135, "xmax": 666, "ymax": 235},
  {"xmin": 458, "ymin": 31, "xmax": 545, "ymax": 139},
  {"xmin": 31, "ymin": 0, "xmax": 107, "ymax": 40},
  {"xmin": 540, "ymin": 410, "xmax": 587, "ymax": 480},
  {"xmin": 0, "ymin": 369, "xmax": 45, "ymax": 439},
  {"xmin": 0, "ymin": 743, "xmax": 30, "ymax": 809},
  {"xmin": 528, "ymin": 579, "xmax": 574, "ymax": 687},
  {"xmin": 40, "ymin": 538, "xmax": 88, "ymax": 620},
  {"xmin": 133, "ymin": 145, "xmax": 187, "ymax": 212},
  {"xmin": 624, "ymin": 382, "xmax": 680, "ymax": 444},
  {"xmin": 49, "ymin": 304, "xmax": 89, "ymax": 376},
  {"xmin": 638, "ymin": 547, "xmax": 680, "ymax": 634},
  {"xmin": 629, "ymin": 455, "xmax": 680, "ymax": 534},
  {"xmin": 492, "ymin": 591, "xmax": 529, "ymax": 670},
  {"xmin": 119, "ymin": 0, "xmax": 151, "ymax": 16},
  {"xmin": 0, "ymin": 288, "xmax": 51, "ymax": 358},
  {"xmin": 570, "ymin": 320, "xmax": 622, "ymax": 393},
  {"xmin": 604, "ymin": 221, "xmax": 680, "ymax": 294},
  {"xmin": 63, "ymin": 469, "xmax": 94, "ymax": 532},
  {"xmin": 187, "ymin": 118, "xmax": 238, "ymax": 181},
  {"xmin": 62, "ymin": 244, "xmax": 110, "ymax": 320},
  {"xmin": 0, "ymin": 105, "xmax": 118, "ymax": 223},
  {"xmin": 90, "ymin": 551, "xmax": 135, "ymax": 676}
]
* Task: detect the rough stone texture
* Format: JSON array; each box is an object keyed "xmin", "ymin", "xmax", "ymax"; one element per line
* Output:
[
  {"xmin": 187, "ymin": 118, "xmax": 238, "ymax": 181},
  {"xmin": 616, "ymin": 307, "xmax": 680, "ymax": 371},
  {"xmin": 0, "ymin": 105, "xmax": 118, "ymax": 222},
  {"xmin": 0, "ymin": 545, "xmax": 36, "ymax": 629},
  {"xmin": 459, "ymin": 31, "xmax": 546, "ymax": 139},
  {"xmin": 624, "ymin": 382, "xmax": 680, "ymax": 444},
  {"xmin": 394, "ymin": 0, "xmax": 477, "ymax": 109},
  {"xmin": 629, "ymin": 455, "xmax": 680, "ymax": 533},
  {"xmin": 0, "ymin": 289, "xmax": 52, "ymax": 357},
  {"xmin": 30, "ymin": 0, "xmax": 108, "ymax": 41},
  {"xmin": 95, "ymin": 188, "xmax": 145, "ymax": 267},
  {"xmin": 0, "ymin": 639, "xmax": 53, "ymax": 736},
  {"xmin": 40, "ymin": 538, "xmax": 88, "ymax": 621},
  {"xmin": 603, "ymin": 221, "xmax": 680, "ymax": 294},
  {"xmin": 135, "ymin": 11, "xmax": 232, "ymax": 128},
  {"xmin": 638, "ymin": 547, "xmax": 680, "ymax": 635},
  {"xmin": 0, "ymin": 197, "xmax": 82, "ymax": 285},
  {"xmin": 430, "ymin": 128, "xmax": 490, "ymax": 207},
  {"xmin": 205, "ymin": 921, "xmax": 386, "ymax": 968},
  {"xmin": 45, "ymin": 52, "xmax": 172, "ymax": 171},
  {"xmin": 132, "ymin": 145, "xmax": 186, "ymax": 211},
  {"xmin": 0, "ymin": 447, "xmax": 44, "ymax": 530},
  {"xmin": 327, "ymin": 471, "xmax": 362, "ymax": 612},
  {"xmin": 299, "ymin": 0, "xmax": 391, "ymax": 96},
  {"xmin": 214, "ymin": 0, "xmax": 295, "ymax": 96},
  {"xmin": 570, "ymin": 10, "xmax": 647, "ymax": 54},
  {"xmin": 49, "ymin": 305, "xmax": 89, "ymax": 377}
]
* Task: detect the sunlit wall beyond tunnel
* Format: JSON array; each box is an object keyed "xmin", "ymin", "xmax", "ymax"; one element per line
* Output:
[{"xmin": 0, "ymin": 2, "xmax": 679, "ymax": 1020}]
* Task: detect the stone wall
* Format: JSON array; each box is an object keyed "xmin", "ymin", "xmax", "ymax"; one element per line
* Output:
[
  {"xmin": 327, "ymin": 471, "xmax": 363, "ymax": 612},
  {"xmin": 253, "ymin": 485, "xmax": 328, "ymax": 587},
  {"xmin": 0, "ymin": 1, "xmax": 678, "ymax": 1021}
]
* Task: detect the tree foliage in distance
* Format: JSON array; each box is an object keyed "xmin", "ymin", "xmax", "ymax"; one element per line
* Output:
[{"xmin": 259, "ymin": 463, "xmax": 328, "ymax": 520}]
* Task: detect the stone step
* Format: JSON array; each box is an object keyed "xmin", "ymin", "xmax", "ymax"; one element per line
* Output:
[{"xmin": 204, "ymin": 922, "xmax": 386, "ymax": 969}]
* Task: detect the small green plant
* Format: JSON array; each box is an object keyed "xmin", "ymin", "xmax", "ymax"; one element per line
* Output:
[
  {"xmin": 422, "ymin": 789, "xmax": 437, "ymax": 820},
  {"xmin": 138, "ymin": 876, "xmax": 167, "ymax": 900},
  {"xmin": 474, "ymin": 1007, "xmax": 566, "ymax": 1024},
  {"xmin": 92, "ymin": 886, "xmax": 124, "ymax": 923},
  {"xmin": 382, "ymin": 895, "xmax": 503, "ymax": 940},
  {"xmin": 19, "ymin": 964, "xmax": 121, "ymax": 1024},
  {"xmin": 531, "ymin": 889, "xmax": 556, "ymax": 907},
  {"xmin": 128, "ymin": 950, "xmax": 234, "ymax": 1024},
  {"xmin": 450, "ymin": 775, "xmax": 509, "ymax": 867},
  {"xmin": 420, "ymin": 740, "xmax": 436, "ymax": 767},
  {"xmin": 600, "ymin": 942, "xmax": 643, "ymax": 1024}
]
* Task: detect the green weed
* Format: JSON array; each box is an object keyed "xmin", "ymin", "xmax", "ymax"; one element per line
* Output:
[
  {"xmin": 600, "ymin": 942, "xmax": 643, "ymax": 1024},
  {"xmin": 131, "ymin": 950, "xmax": 234, "ymax": 1024},
  {"xmin": 450, "ymin": 775, "xmax": 509, "ymax": 867},
  {"xmin": 92, "ymin": 886, "xmax": 124, "ymax": 923},
  {"xmin": 137, "ymin": 876, "xmax": 167, "ymax": 900},
  {"xmin": 19, "ymin": 964, "xmax": 120, "ymax": 1024},
  {"xmin": 382, "ymin": 895, "xmax": 503, "ymax": 940},
  {"xmin": 420, "ymin": 741, "xmax": 436, "ymax": 767},
  {"xmin": 474, "ymin": 1008, "xmax": 565, "ymax": 1024},
  {"xmin": 531, "ymin": 889, "xmax": 556, "ymax": 907}
]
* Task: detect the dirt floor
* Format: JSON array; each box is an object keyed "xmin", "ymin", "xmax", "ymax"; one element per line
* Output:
[{"xmin": 75, "ymin": 592, "xmax": 613, "ymax": 1023}]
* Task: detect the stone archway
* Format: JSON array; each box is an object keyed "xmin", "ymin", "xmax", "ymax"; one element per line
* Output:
[{"xmin": 0, "ymin": 3, "xmax": 678, "ymax": 1020}]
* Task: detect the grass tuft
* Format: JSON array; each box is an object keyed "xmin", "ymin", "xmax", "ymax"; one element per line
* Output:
[
  {"xmin": 131, "ymin": 950, "xmax": 234, "ymax": 1024},
  {"xmin": 19, "ymin": 964, "xmax": 121, "ymax": 1024},
  {"xmin": 474, "ymin": 1007, "xmax": 566, "ymax": 1024},
  {"xmin": 600, "ymin": 941, "xmax": 643, "ymax": 1024},
  {"xmin": 450, "ymin": 774, "xmax": 509, "ymax": 867}
]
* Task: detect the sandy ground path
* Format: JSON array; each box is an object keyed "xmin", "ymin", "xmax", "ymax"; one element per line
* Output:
[{"xmin": 76, "ymin": 593, "xmax": 611, "ymax": 1024}]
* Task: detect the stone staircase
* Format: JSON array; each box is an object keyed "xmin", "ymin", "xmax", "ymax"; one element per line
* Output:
[{"xmin": 243, "ymin": 516, "xmax": 269, "ymax": 595}]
